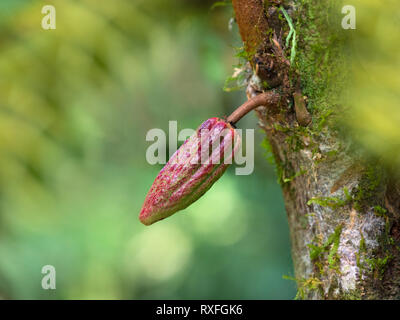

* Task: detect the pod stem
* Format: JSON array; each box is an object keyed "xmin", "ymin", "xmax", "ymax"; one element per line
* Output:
[{"xmin": 227, "ymin": 91, "xmax": 280, "ymax": 125}]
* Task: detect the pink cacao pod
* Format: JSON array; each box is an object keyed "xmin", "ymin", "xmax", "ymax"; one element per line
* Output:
[{"xmin": 139, "ymin": 117, "xmax": 241, "ymax": 225}]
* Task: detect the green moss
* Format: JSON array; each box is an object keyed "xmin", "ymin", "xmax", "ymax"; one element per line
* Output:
[
  {"xmin": 283, "ymin": 167, "xmax": 307, "ymax": 184},
  {"xmin": 316, "ymin": 110, "xmax": 334, "ymax": 132},
  {"xmin": 273, "ymin": 123, "xmax": 291, "ymax": 133},
  {"xmin": 295, "ymin": 0, "xmax": 349, "ymax": 133},
  {"xmin": 356, "ymin": 232, "xmax": 366, "ymax": 270},
  {"xmin": 341, "ymin": 290, "xmax": 362, "ymax": 300},
  {"xmin": 373, "ymin": 205, "xmax": 387, "ymax": 217},
  {"xmin": 261, "ymin": 138, "xmax": 300, "ymax": 187},
  {"xmin": 327, "ymin": 227, "xmax": 342, "ymax": 271},
  {"xmin": 307, "ymin": 196, "xmax": 348, "ymax": 210},
  {"xmin": 285, "ymin": 132, "xmax": 305, "ymax": 152},
  {"xmin": 356, "ymin": 227, "xmax": 394, "ymax": 281},
  {"xmin": 352, "ymin": 164, "xmax": 384, "ymax": 211},
  {"xmin": 308, "ymin": 225, "xmax": 343, "ymax": 273},
  {"xmin": 343, "ymin": 187, "xmax": 352, "ymax": 201},
  {"xmin": 365, "ymin": 255, "xmax": 392, "ymax": 280},
  {"xmin": 274, "ymin": 123, "xmax": 313, "ymax": 153},
  {"xmin": 283, "ymin": 275, "xmax": 323, "ymax": 300}
]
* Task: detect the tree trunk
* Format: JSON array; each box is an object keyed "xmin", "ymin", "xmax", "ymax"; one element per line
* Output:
[{"xmin": 231, "ymin": 0, "xmax": 400, "ymax": 299}]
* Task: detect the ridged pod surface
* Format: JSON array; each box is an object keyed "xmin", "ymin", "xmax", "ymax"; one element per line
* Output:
[{"xmin": 139, "ymin": 118, "xmax": 241, "ymax": 225}]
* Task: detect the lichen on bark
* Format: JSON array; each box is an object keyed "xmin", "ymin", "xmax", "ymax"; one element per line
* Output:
[{"xmin": 231, "ymin": 0, "xmax": 400, "ymax": 299}]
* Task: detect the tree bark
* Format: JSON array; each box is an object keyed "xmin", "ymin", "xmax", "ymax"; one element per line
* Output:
[{"xmin": 232, "ymin": 0, "xmax": 400, "ymax": 299}]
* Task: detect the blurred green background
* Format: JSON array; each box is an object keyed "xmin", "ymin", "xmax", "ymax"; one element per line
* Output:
[
  {"xmin": 0, "ymin": 0, "xmax": 295, "ymax": 299},
  {"xmin": 343, "ymin": 0, "xmax": 400, "ymax": 166}
]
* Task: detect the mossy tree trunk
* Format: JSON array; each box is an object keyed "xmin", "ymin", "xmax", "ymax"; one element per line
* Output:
[{"xmin": 231, "ymin": 0, "xmax": 400, "ymax": 299}]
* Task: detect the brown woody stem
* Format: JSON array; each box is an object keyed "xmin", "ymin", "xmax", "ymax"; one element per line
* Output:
[{"xmin": 227, "ymin": 91, "xmax": 280, "ymax": 125}]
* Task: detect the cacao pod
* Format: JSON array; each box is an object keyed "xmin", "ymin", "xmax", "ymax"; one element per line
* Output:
[{"xmin": 139, "ymin": 117, "xmax": 241, "ymax": 225}]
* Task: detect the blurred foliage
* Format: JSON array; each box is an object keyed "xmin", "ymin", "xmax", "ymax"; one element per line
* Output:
[
  {"xmin": 0, "ymin": 0, "xmax": 295, "ymax": 299},
  {"xmin": 342, "ymin": 0, "xmax": 400, "ymax": 167}
]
